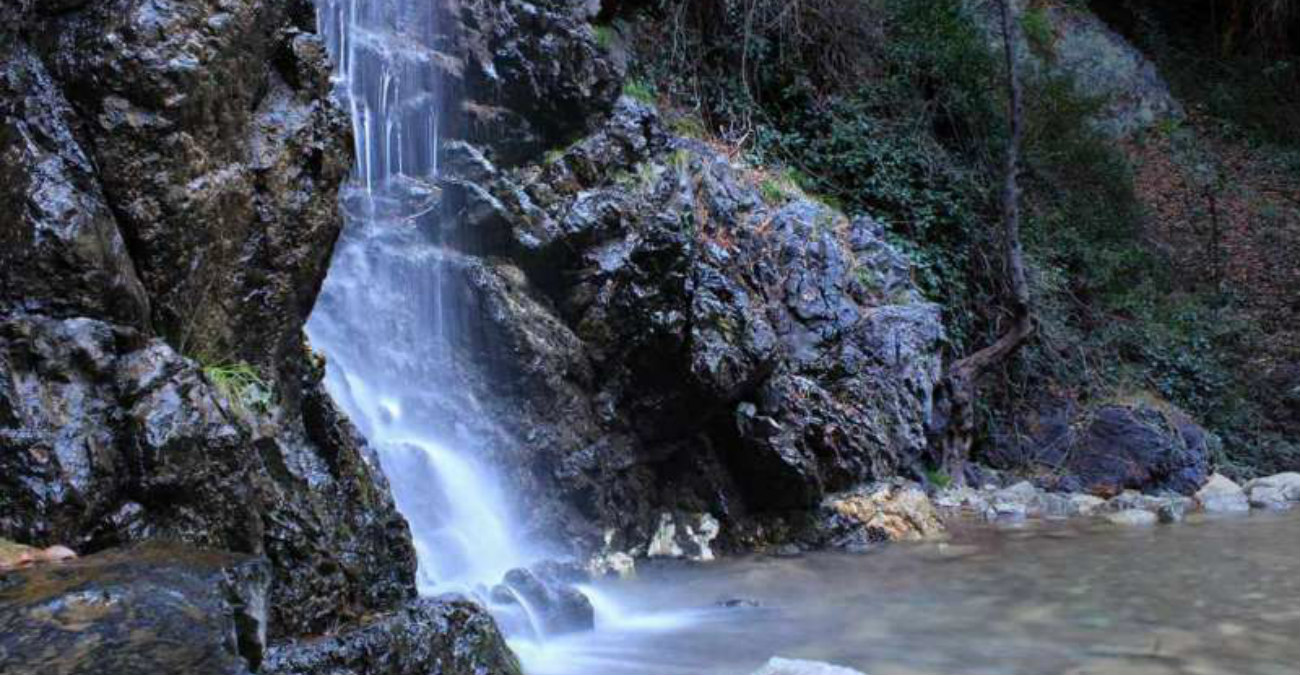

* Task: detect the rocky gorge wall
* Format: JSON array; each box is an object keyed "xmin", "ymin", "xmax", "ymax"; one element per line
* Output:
[
  {"xmin": 399, "ymin": 0, "xmax": 950, "ymax": 560},
  {"xmin": 0, "ymin": 0, "xmax": 420, "ymax": 641}
]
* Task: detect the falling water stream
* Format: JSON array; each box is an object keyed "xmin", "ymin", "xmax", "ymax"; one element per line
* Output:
[
  {"xmin": 307, "ymin": 0, "xmax": 527, "ymax": 594},
  {"xmin": 303, "ymin": 3, "xmax": 1300, "ymax": 675}
]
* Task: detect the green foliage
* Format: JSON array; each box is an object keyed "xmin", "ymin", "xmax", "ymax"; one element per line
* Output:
[
  {"xmin": 202, "ymin": 361, "xmax": 272, "ymax": 416},
  {"xmin": 669, "ymin": 114, "xmax": 708, "ymax": 139},
  {"xmin": 593, "ymin": 24, "xmax": 616, "ymax": 50},
  {"xmin": 1020, "ymin": 6, "xmax": 1056, "ymax": 57},
  {"xmin": 622, "ymin": 78, "xmax": 656, "ymax": 104},
  {"xmin": 924, "ymin": 467, "xmax": 953, "ymax": 489},
  {"xmin": 758, "ymin": 177, "xmax": 786, "ymax": 205}
]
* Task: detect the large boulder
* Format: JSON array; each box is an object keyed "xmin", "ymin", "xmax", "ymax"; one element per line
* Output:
[
  {"xmin": 968, "ymin": 0, "xmax": 1183, "ymax": 136},
  {"xmin": 1245, "ymin": 473, "xmax": 1300, "ymax": 509},
  {"xmin": 1196, "ymin": 473, "xmax": 1250, "ymax": 513},
  {"xmin": 434, "ymin": 97, "xmax": 945, "ymax": 557},
  {"xmin": 262, "ymin": 597, "xmax": 521, "ymax": 675},
  {"xmin": 0, "ymin": 43, "xmax": 150, "ymax": 328},
  {"xmin": 0, "ymin": 543, "xmax": 270, "ymax": 675},
  {"xmin": 995, "ymin": 398, "xmax": 1212, "ymax": 496}
]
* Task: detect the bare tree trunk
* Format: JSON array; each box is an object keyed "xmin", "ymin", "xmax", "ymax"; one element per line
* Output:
[{"xmin": 935, "ymin": 0, "xmax": 1034, "ymax": 484}]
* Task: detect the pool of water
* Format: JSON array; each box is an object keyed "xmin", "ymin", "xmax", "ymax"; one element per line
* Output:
[{"xmin": 512, "ymin": 511, "xmax": 1300, "ymax": 675}]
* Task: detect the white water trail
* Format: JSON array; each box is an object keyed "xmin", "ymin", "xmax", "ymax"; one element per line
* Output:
[
  {"xmin": 304, "ymin": 2, "xmax": 683, "ymax": 672},
  {"xmin": 307, "ymin": 0, "xmax": 526, "ymax": 594}
]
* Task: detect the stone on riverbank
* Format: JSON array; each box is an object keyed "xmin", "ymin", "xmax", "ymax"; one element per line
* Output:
[
  {"xmin": 1245, "ymin": 473, "xmax": 1300, "ymax": 509},
  {"xmin": 0, "ymin": 539, "xmax": 75, "ymax": 570},
  {"xmin": 1196, "ymin": 474, "xmax": 1250, "ymax": 513},
  {"xmin": 818, "ymin": 483, "xmax": 945, "ymax": 550}
]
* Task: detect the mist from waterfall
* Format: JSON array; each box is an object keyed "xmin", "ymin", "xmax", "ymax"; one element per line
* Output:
[{"xmin": 306, "ymin": 0, "xmax": 526, "ymax": 594}]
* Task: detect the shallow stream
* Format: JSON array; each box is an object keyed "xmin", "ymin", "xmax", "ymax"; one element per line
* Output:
[{"xmin": 516, "ymin": 512, "xmax": 1300, "ymax": 675}]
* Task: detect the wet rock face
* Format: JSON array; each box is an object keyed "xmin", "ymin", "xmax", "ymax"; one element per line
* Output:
[
  {"xmin": 446, "ymin": 0, "xmax": 622, "ymax": 165},
  {"xmin": 28, "ymin": 0, "xmax": 350, "ymax": 376},
  {"xmin": 262, "ymin": 597, "xmax": 522, "ymax": 675},
  {"xmin": 0, "ymin": 0, "xmax": 416, "ymax": 639},
  {"xmin": 0, "ymin": 44, "xmax": 150, "ymax": 328},
  {"xmin": 437, "ymin": 98, "xmax": 945, "ymax": 556},
  {"xmin": 994, "ymin": 399, "xmax": 1211, "ymax": 496},
  {"xmin": 0, "ymin": 315, "xmax": 415, "ymax": 636},
  {"xmin": 0, "ymin": 543, "xmax": 270, "ymax": 675}
]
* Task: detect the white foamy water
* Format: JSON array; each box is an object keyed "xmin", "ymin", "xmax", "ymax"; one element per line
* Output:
[
  {"xmin": 305, "ymin": 1, "xmax": 656, "ymax": 665},
  {"xmin": 307, "ymin": 0, "xmax": 525, "ymax": 594}
]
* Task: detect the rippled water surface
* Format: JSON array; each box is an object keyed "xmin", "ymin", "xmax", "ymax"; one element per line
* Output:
[{"xmin": 515, "ymin": 512, "xmax": 1300, "ymax": 675}]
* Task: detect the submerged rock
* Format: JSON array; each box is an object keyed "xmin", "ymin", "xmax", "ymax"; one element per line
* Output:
[
  {"xmin": 1105, "ymin": 509, "xmax": 1158, "ymax": 527},
  {"xmin": 752, "ymin": 657, "xmax": 867, "ymax": 675},
  {"xmin": 263, "ymin": 597, "xmax": 521, "ymax": 675},
  {"xmin": 0, "ymin": 543, "xmax": 269, "ymax": 675},
  {"xmin": 491, "ymin": 565, "xmax": 594, "ymax": 637},
  {"xmin": 1196, "ymin": 474, "xmax": 1250, "ymax": 514}
]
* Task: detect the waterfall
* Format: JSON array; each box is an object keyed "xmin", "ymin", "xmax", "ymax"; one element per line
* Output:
[{"xmin": 306, "ymin": 0, "xmax": 527, "ymax": 594}]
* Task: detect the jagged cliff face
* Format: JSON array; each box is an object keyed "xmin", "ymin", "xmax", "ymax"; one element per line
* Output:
[
  {"xmin": 414, "ymin": 0, "xmax": 947, "ymax": 557},
  {"xmin": 0, "ymin": 0, "xmax": 416, "ymax": 637}
]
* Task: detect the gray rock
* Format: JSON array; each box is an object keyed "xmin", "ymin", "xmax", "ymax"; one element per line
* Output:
[
  {"xmin": 0, "ymin": 543, "xmax": 269, "ymax": 675},
  {"xmin": 994, "ymin": 399, "xmax": 1212, "ymax": 496},
  {"xmin": 1066, "ymin": 494, "xmax": 1108, "ymax": 517},
  {"xmin": 0, "ymin": 314, "xmax": 415, "ymax": 638},
  {"xmin": 1245, "ymin": 473, "xmax": 1300, "ymax": 509},
  {"xmin": 0, "ymin": 44, "xmax": 150, "ymax": 328},
  {"xmin": 1196, "ymin": 474, "xmax": 1250, "ymax": 514},
  {"xmin": 448, "ymin": 0, "xmax": 624, "ymax": 165},
  {"xmin": 968, "ymin": 0, "xmax": 1183, "ymax": 137},
  {"xmin": 33, "ymin": 0, "xmax": 351, "ymax": 372},
  {"xmin": 0, "ymin": 0, "xmax": 420, "ymax": 640},
  {"xmin": 1157, "ymin": 500, "xmax": 1188, "ymax": 524},
  {"xmin": 491, "ymin": 565, "xmax": 594, "ymax": 637}
]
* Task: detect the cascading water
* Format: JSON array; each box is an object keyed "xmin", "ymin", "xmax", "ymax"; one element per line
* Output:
[
  {"xmin": 306, "ymin": 0, "xmax": 527, "ymax": 594},
  {"xmin": 305, "ymin": 1, "xmax": 694, "ymax": 670}
]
